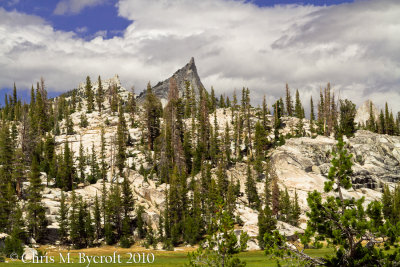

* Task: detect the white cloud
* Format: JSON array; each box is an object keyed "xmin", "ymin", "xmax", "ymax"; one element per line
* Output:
[
  {"xmin": 54, "ymin": 0, "xmax": 106, "ymax": 15},
  {"xmin": 0, "ymin": 0, "xmax": 399, "ymax": 114},
  {"xmin": 75, "ymin": 26, "xmax": 88, "ymax": 33}
]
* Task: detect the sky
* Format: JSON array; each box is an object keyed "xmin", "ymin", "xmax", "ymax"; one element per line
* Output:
[{"xmin": 0, "ymin": 0, "xmax": 399, "ymax": 113}]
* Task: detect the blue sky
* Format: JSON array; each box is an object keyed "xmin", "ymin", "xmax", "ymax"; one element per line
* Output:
[
  {"xmin": 0, "ymin": 0, "xmax": 399, "ymax": 112},
  {"xmin": 0, "ymin": 0, "xmax": 131, "ymax": 39}
]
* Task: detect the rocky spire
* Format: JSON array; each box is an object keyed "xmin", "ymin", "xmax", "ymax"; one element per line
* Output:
[{"xmin": 137, "ymin": 57, "xmax": 204, "ymax": 105}]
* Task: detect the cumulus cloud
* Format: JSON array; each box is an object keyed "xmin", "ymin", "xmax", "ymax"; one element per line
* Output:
[
  {"xmin": 0, "ymin": 0, "xmax": 399, "ymax": 113},
  {"xmin": 54, "ymin": 0, "xmax": 107, "ymax": 15}
]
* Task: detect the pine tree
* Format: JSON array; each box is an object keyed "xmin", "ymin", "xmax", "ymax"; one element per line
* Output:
[
  {"xmin": 285, "ymin": 83, "xmax": 293, "ymax": 116},
  {"xmin": 97, "ymin": 76, "xmax": 104, "ymax": 112},
  {"xmin": 262, "ymin": 95, "xmax": 269, "ymax": 130},
  {"xmin": 27, "ymin": 154, "xmax": 47, "ymax": 241},
  {"xmin": 338, "ymin": 99, "xmax": 357, "ymax": 138},
  {"xmin": 294, "ymin": 89, "xmax": 303, "ymax": 119},
  {"xmin": 210, "ymin": 87, "xmax": 216, "ymax": 113},
  {"xmin": 216, "ymin": 163, "xmax": 228, "ymax": 200},
  {"xmin": 378, "ymin": 109, "xmax": 385, "ymax": 134},
  {"xmin": 116, "ymin": 102, "xmax": 127, "ymax": 174},
  {"xmin": 366, "ymin": 101, "xmax": 376, "ymax": 132},
  {"xmin": 245, "ymin": 162, "xmax": 259, "ymax": 209},
  {"xmin": 84, "ymin": 200, "xmax": 94, "ymax": 247},
  {"xmin": 257, "ymin": 165, "xmax": 276, "ymax": 249},
  {"xmin": 79, "ymin": 113, "xmax": 88, "ymax": 128},
  {"xmin": 65, "ymin": 108, "xmax": 74, "ymax": 135},
  {"xmin": 85, "ymin": 76, "xmax": 94, "ymax": 113},
  {"xmin": 4, "ymin": 201, "xmax": 25, "ymax": 258},
  {"xmin": 254, "ymin": 121, "xmax": 267, "ymax": 177},
  {"xmin": 0, "ymin": 173, "xmax": 12, "ymax": 233},
  {"xmin": 78, "ymin": 140, "xmax": 85, "ymax": 183},
  {"xmin": 100, "ymin": 126, "xmax": 107, "ymax": 181},
  {"xmin": 291, "ymin": 190, "xmax": 301, "ymax": 226},
  {"xmin": 187, "ymin": 206, "xmax": 246, "ymax": 267},
  {"xmin": 58, "ymin": 191, "xmax": 69, "ymax": 244},
  {"xmin": 145, "ymin": 82, "xmax": 162, "ymax": 150},
  {"xmin": 223, "ymin": 122, "xmax": 231, "ymax": 164},
  {"xmin": 136, "ymin": 205, "xmax": 146, "ymax": 239},
  {"xmin": 128, "ymin": 86, "xmax": 137, "ymax": 127},
  {"xmin": 121, "ymin": 175, "xmax": 134, "ymax": 218},
  {"xmin": 280, "ymin": 188, "xmax": 292, "ymax": 223},
  {"xmin": 271, "ymin": 175, "xmax": 280, "ymax": 216},
  {"xmin": 88, "ymin": 143, "xmax": 100, "ymax": 184},
  {"xmin": 94, "ymin": 193, "xmax": 102, "ymax": 240},
  {"xmin": 61, "ymin": 141, "xmax": 75, "ymax": 191}
]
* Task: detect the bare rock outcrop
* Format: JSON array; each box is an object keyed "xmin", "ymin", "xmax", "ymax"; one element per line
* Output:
[
  {"xmin": 137, "ymin": 57, "xmax": 204, "ymax": 105},
  {"xmin": 270, "ymin": 130, "xmax": 400, "ymax": 210},
  {"xmin": 355, "ymin": 100, "xmax": 379, "ymax": 126}
]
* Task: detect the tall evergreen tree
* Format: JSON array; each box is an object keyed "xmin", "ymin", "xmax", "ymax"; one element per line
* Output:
[
  {"xmin": 96, "ymin": 75, "xmax": 104, "ymax": 112},
  {"xmin": 245, "ymin": 162, "xmax": 259, "ymax": 209},
  {"xmin": 27, "ymin": 155, "xmax": 47, "ymax": 241},
  {"xmin": 58, "ymin": 191, "xmax": 69, "ymax": 244},
  {"xmin": 85, "ymin": 76, "xmax": 94, "ymax": 113},
  {"xmin": 145, "ymin": 82, "xmax": 162, "ymax": 150},
  {"xmin": 94, "ymin": 193, "xmax": 102, "ymax": 240},
  {"xmin": 285, "ymin": 83, "xmax": 293, "ymax": 116},
  {"xmin": 61, "ymin": 141, "xmax": 75, "ymax": 191},
  {"xmin": 116, "ymin": 102, "xmax": 127, "ymax": 174},
  {"xmin": 338, "ymin": 99, "xmax": 357, "ymax": 138}
]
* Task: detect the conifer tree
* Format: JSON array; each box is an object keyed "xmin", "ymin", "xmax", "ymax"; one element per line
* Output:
[
  {"xmin": 97, "ymin": 76, "xmax": 104, "ymax": 112},
  {"xmin": 0, "ymin": 122, "xmax": 13, "ymax": 181},
  {"xmin": 187, "ymin": 205, "xmax": 246, "ymax": 267},
  {"xmin": 65, "ymin": 108, "xmax": 74, "ymax": 135},
  {"xmin": 27, "ymin": 155, "xmax": 47, "ymax": 241},
  {"xmin": 88, "ymin": 143, "xmax": 100, "ymax": 184},
  {"xmin": 223, "ymin": 122, "xmax": 231, "ymax": 164},
  {"xmin": 136, "ymin": 205, "xmax": 146, "ymax": 239},
  {"xmin": 245, "ymin": 162, "xmax": 259, "ymax": 209},
  {"xmin": 254, "ymin": 121, "xmax": 266, "ymax": 177},
  {"xmin": 262, "ymin": 95, "xmax": 269, "ymax": 130},
  {"xmin": 285, "ymin": 83, "xmax": 293, "ymax": 116},
  {"xmin": 128, "ymin": 86, "xmax": 137, "ymax": 127},
  {"xmin": 58, "ymin": 191, "xmax": 69, "ymax": 244},
  {"xmin": 0, "ymin": 170, "xmax": 12, "ymax": 233},
  {"xmin": 100, "ymin": 126, "xmax": 107, "ymax": 181},
  {"xmin": 85, "ymin": 76, "xmax": 94, "ymax": 113},
  {"xmin": 61, "ymin": 141, "xmax": 75, "ymax": 191},
  {"xmin": 107, "ymin": 182, "xmax": 123, "ymax": 240},
  {"xmin": 121, "ymin": 175, "xmax": 134, "ymax": 218},
  {"xmin": 78, "ymin": 140, "xmax": 85, "ymax": 183},
  {"xmin": 210, "ymin": 87, "xmax": 216, "ymax": 113},
  {"xmin": 280, "ymin": 188, "xmax": 292, "ymax": 223},
  {"xmin": 145, "ymin": 82, "xmax": 162, "ymax": 150},
  {"xmin": 79, "ymin": 113, "xmax": 88, "ymax": 128},
  {"xmin": 271, "ymin": 175, "xmax": 280, "ymax": 216},
  {"xmin": 4, "ymin": 201, "xmax": 25, "ymax": 258},
  {"xmin": 257, "ymin": 164, "xmax": 276, "ymax": 249},
  {"xmin": 94, "ymin": 193, "xmax": 102, "ymax": 240},
  {"xmin": 116, "ymin": 102, "xmax": 127, "ymax": 174},
  {"xmin": 294, "ymin": 89, "xmax": 303, "ymax": 119},
  {"xmin": 84, "ymin": 200, "xmax": 94, "ymax": 247},
  {"xmin": 378, "ymin": 110, "xmax": 385, "ymax": 134},
  {"xmin": 338, "ymin": 99, "xmax": 356, "ymax": 138},
  {"xmin": 291, "ymin": 190, "xmax": 301, "ymax": 226}
]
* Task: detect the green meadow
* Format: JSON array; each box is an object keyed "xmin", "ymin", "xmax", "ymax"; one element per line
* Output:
[{"xmin": 0, "ymin": 247, "xmax": 335, "ymax": 266}]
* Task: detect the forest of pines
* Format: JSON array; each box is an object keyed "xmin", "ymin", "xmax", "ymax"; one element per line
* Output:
[{"xmin": 0, "ymin": 74, "xmax": 400, "ymax": 265}]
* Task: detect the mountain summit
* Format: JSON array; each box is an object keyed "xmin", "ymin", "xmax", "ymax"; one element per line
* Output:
[{"xmin": 137, "ymin": 57, "xmax": 204, "ymax": 105}]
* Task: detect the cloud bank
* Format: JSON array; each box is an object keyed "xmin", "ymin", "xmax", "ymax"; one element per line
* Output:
[
  {"xmin": 0, "ymin": 0, "xmax": 399, "ymax": 112},
  {"xmin": 54, "ymin": 0, "xmax": 107, "ymax": 15}
]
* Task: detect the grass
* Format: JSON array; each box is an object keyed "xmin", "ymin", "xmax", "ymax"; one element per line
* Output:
[{"xmin": 0, "ymin": 246, "xmax": 335, "ymax": 266}]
